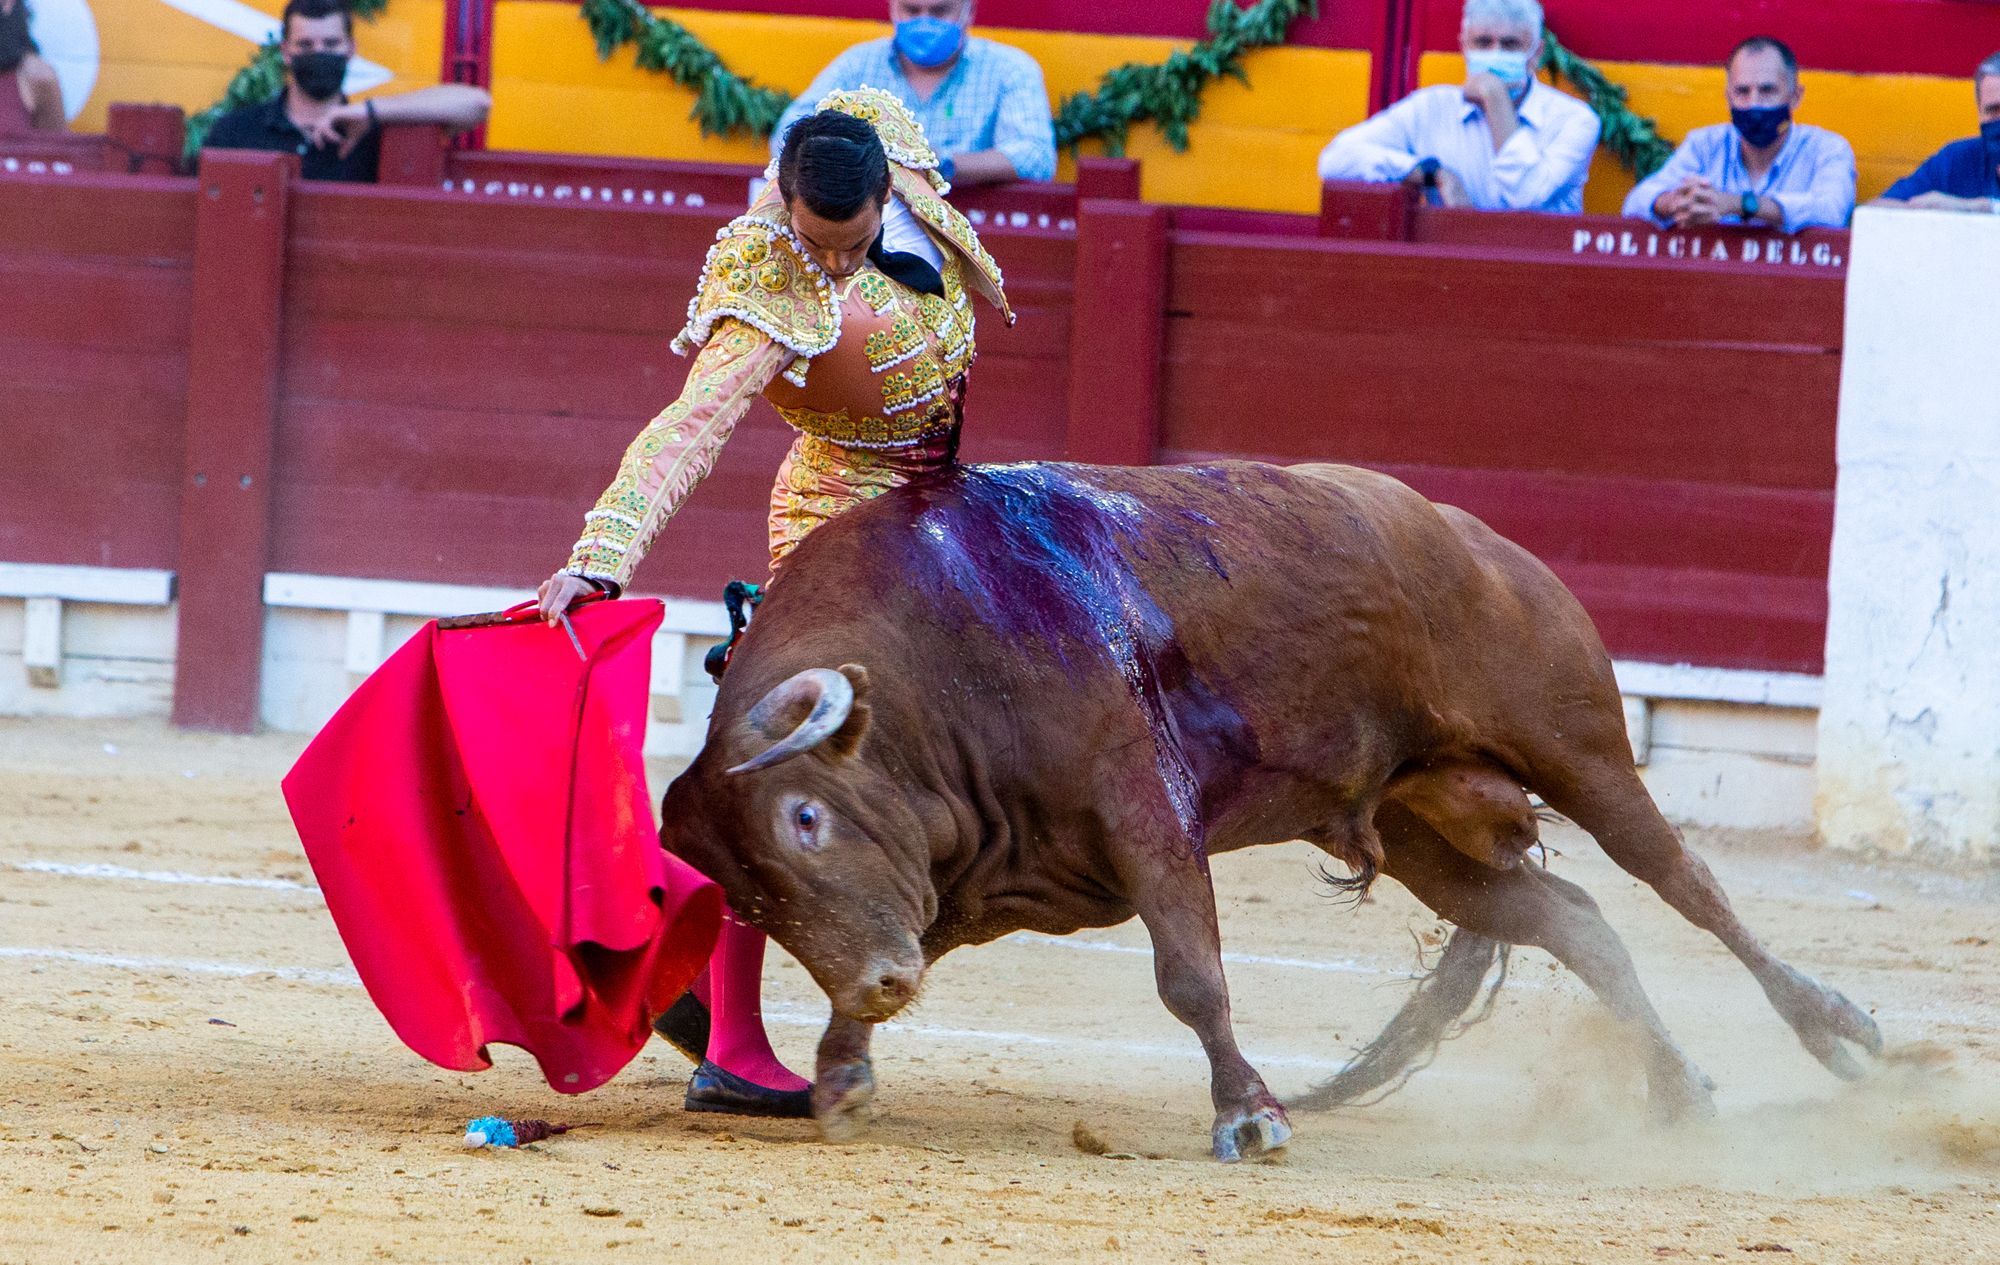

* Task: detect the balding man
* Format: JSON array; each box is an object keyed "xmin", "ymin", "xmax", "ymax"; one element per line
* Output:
[
  {"xmin": 1622, "ymin": 37, "xmax": 1855, "ymax": 232},
  {"xmin": 1317, "ymin": 0, "xmax": 1600, "ymax": 213},
  {"xmin": 1872, "ymin": 50, "xmax": 2000, "ymax": 215}
]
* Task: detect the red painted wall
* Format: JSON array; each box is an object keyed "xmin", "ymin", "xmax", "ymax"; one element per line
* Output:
[{"xmin": 0, "ymin": 157, "xmax": 1845, "ymax": 706}]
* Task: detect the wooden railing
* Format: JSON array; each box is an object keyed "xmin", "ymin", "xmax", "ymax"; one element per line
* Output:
[{"xmin": 0, "ymin": 142, "xmax": 1846, "ymax": 730}]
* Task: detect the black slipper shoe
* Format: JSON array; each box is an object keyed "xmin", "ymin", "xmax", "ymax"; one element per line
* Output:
[
  {"xmin": 684, "ymin": 1059, "xmax": 814, "ymax": 1119},
  {"xmin": 650, "ymin": 991, "xmax": 710, "ymax": 1065}
]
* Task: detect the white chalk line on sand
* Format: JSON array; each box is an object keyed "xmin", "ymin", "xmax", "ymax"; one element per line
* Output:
[
  {"xmin": 0, "ymin": 945, "xmax": 359, "ymax": 987},
  {"xmin": 0, "ymin": 943, "xmax": 1353, "ymax": 1073},
  {"xmin": 7, "ymin": 856, "xmax": 1402, "ymax": 980},
  {"xmin": 9, "ymin": 859, "xmax": 314, "ymax": 891}
]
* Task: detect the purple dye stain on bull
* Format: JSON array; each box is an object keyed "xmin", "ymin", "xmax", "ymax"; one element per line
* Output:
[{"xmin": 901, "ymin": 464, "xmax": 1244, "ymax": 855}]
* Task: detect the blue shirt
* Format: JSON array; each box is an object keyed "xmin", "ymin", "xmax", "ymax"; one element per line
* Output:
[
  {"xmin": 1622, "ymin": 122, "xmax": 1856, "ymax": 232},
  {"xmin": 770, "ymin": 36, "xmax": 1058, "ymax": 184},
  {"xmin": 1884, "ymin": 136, "xmax": 2000, "ymax": 200}
]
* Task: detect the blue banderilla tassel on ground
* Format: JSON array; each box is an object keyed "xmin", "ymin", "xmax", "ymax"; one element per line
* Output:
[{"xmin": 462, "ymin": 1116, "xmax": 593, "ymax": 1149}]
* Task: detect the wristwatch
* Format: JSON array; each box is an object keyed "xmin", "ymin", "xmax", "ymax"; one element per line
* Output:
[{"xmin": 1739, "ymin": 190, "xmax": 1760, "ymax": 220}]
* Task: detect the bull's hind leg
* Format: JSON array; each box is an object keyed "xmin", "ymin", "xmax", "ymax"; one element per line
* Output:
[
  {"xmin": 1114, "ymin": 831, "xmax": 1290, "ymax": 1162},
  {"xmin": 1364, "ymin": 803, "xmax": 1716, "ymax": 1119},
  {"xmin": 1542, "ymin": 759, "xmax": 1883, "ymax": 1079}
]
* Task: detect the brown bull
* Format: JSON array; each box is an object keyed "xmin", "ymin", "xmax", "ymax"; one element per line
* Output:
[{"xmin": 661, "ymin": 461, "xmax": 1880, "ymax": 1162}]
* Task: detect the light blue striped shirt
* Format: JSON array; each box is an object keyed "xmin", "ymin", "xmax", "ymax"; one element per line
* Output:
[
  {"xmin": 770, "ymin": 36, "xmax": 1058, "ymax": 184},
  {"xmin": 1622, "ymin": 122, "xmax": 1856, "ymax": 233}
]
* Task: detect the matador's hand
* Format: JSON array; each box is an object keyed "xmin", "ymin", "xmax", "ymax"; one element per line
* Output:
[{"xmin": 536, "ymin": 572, "xmax": 598, "ymax": 627}]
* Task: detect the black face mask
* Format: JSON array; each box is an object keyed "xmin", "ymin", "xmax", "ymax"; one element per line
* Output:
[
  {"xmin": 290, "ymin": 50, "xmax": 349, "ymax": 102},
  {"xmin": 0, "ymin": 1, "xmax": 36, "ymax": 75},
  {"xmin": 1731, "ymin": 103, "xmax": 1791, "ymax": 149}
]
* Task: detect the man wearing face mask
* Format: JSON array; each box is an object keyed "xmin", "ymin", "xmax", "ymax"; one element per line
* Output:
[
  {"xmin": 202, "ymin": 0, "xmax": 489, "ymax": 182},
  {"xmin": 1318, "ymin": 0, "xmax": 1600, "ymax": 213},
  {"xmin": 1871, "ymin": 50, "xmax": 2000, "ymax": 216},
  {"xmin": 0, "ymin": 0, "xmax": 66, "ymax": 134},
  {"xmin": 1622, "ymin": 37, "xmax": 1855, "ymax": 232},
  {"xmin": 768, "ymin": 0, "xmax": 1056, "ymax": 188}
]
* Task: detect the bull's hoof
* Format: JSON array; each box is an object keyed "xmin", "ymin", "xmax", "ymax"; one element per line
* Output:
[
  {"xmin": 1212, "ymin": 1103, "xmax": 1291, "ymax": 1163},
  {"xmin": 1783, "ymin": 977, "xmax": 1885, "ymax": 1081},
  {"xmin": 812, "ymin": 1057, "xmax": 876, "ymax": 1142},
  {"xmin": 1647, "ymin": 1056, "xmax": 1718, "ymax": 1124}
]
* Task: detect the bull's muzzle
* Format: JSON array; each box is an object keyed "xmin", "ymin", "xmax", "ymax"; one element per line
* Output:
[{"xmin": 844, "ymin": 958, "xmax": 924, "ymax": 1023}]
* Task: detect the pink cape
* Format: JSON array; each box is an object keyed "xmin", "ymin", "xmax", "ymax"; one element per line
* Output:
[{"xmin": 281, "ymin": 598, "xmax": 722, "ymax": 1093}]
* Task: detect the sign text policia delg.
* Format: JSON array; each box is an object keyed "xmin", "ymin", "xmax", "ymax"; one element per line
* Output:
[{"xmin": 1569, "ymin": 227, "xmax": 1845, "ymax": 269}]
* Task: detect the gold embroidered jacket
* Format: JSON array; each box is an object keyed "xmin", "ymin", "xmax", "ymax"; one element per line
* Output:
[{"xmin": 564, "ymin": 88, "xmax": 1012, "ymax": 588}]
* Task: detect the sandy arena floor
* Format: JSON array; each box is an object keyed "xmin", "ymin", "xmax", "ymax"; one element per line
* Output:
[{"xmin": 0, "ymin": 716, "xmax": 1996, "ymax": 1264}]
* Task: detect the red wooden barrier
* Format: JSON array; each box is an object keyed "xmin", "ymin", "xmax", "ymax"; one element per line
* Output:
[
  {"xmin": 173, "ymin": 151, "xmax": 293, "ymax": 731},
  {"xmin": 0, "ymin": 172, "xmax": 195, "ymax": 570},
  {"xmin": 1064, "ymin": 199, "xmax": 1168, "ymax": 466},
  {"xmin": 0, "ymin": 150, "xmax": 1853, "ymax": 734}
]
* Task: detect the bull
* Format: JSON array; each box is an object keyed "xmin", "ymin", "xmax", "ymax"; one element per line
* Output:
[{"xmin": 660, "ymin": 461, "xmax": 1881, "ymax": 1162}]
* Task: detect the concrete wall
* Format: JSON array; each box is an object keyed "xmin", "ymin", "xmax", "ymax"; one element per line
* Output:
[
  {"xmin": 1818, "ymin": 207, "xmax": 2000, "ymax": 862},
  {"xmin": 2, "ymin": 572, "xmax": 1825, "ymax": 834}
]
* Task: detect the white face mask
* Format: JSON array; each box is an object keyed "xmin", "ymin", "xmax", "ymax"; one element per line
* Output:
[{"xmin": 1465, "ymin": 47, "xmax": 1532, "ymax": 91}]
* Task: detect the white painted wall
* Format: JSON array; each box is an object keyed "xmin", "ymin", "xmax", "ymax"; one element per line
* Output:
[
  {"xmin": 0, "ymin": 571, "xmax": 1825, "ymax": 833},
  {"xmin": 1817, "ymin": 207, "xmax": 2000, "ymax": 861}
]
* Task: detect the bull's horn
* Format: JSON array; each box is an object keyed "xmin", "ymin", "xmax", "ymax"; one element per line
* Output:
[{"xmin": 726, "ymin": 668, "xmax": 856, "ymax": 775}]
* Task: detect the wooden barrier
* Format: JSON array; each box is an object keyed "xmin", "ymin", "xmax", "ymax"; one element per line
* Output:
[{"xmin": 0, "ymin": 154, "xmax": 1848, "ymax": 728}]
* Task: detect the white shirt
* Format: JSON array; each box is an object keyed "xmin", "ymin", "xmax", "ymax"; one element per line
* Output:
[
  {"xmin": 1317, "ymin": 81, "xmax": 1602, "ymax": 214},
  {"xmin": 880, "ymin": 193, "xmax": 945, "ymax": 271}
]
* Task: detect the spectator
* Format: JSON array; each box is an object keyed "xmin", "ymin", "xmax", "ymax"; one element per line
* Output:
[
  {"xmin": 1871, "ymin": 50, "xmax": 2000, "ymax": 215},
  {"xmin": 203, "ymin": 0, "xmax": 489, "ymax": 182},
  {"xmin": 1622, "ymin": 37, "xmax": 1855, "ymax": 232},
  {"xmin": 769, "ymin": 0, "xmax": 1056, "ymax": 188},
  {"xmin": 1316, "ymin": 0, "xmax": 1599, "ymax": 213},
  {"xmin": 0, "ymin": 0, "xmax": 64, "ymax": 134}
]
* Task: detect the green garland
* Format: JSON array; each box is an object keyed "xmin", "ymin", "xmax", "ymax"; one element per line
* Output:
[
  {"xmin": 580, "ymin": 0, "xmax": 791, "ymax": 139},
  {"xmin": 1051, "ymin": 0, "xmax": 1316, "ymax": 155},
  {"xmin": 1540, "ymin": 26, "xmax": 1673, "ymax": 179},
  {"xmin": 183, "ymin": 0, "xmax": 390, "ymax": 162}
]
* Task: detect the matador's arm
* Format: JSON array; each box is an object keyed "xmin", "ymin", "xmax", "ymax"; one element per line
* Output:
[{"xmin": 563, "ymin": 319, "xmax": 790, "ymax": 590}]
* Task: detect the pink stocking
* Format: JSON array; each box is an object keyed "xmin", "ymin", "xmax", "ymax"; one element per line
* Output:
[{"xmin": 703, "ymin": 911, "xmax": 809, "ymax": 1091}]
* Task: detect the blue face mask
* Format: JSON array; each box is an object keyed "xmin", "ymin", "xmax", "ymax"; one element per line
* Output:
[
  {"xmin": 1465, "ymin": 48, "xmax": 1532, "ymax": 91},
  {"xmin": 1982, "ymin": 116, "xmax": 2000, "ymax": 156},
  {"xmin": 893, "ymin": 16, "xmax": 966, "ymax": 70},
  {"xmin": 1732, "ymin": 103, "xmax": 1791, "ymax": 149}
]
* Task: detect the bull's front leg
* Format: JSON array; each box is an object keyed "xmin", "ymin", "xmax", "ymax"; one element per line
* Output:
[
  {"xmin": 1121, "ymin": 845, "xmax": 1291, "ymax": 1162},
  {"xmin": 811, "ymin": 1012, "xmax": 876, "ymax": 1141}
]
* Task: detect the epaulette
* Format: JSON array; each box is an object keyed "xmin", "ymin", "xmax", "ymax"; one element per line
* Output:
[{"xmin": 672, "ymin": 215, "xmax": 839, "ymax": 388}]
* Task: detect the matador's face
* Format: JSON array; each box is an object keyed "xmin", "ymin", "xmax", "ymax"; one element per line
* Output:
[{"xmin": 788, "ymin": 196, "xmax": 886, "ymax": 280}]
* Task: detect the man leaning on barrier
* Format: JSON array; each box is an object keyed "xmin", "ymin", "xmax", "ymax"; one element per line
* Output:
[
  {"xmin": 1316, "ymin": 0, "xmax": 1600, "ymax": 214},
  {"xmin": 1622, "ymin": 37, "xmax": 1856, "ymax": 233},
  {"xmin": 769, "ymin": 0, "xmax": 1056, "ymax": 189},
  {"xmin": 202, "ymin": 0, "xmax": 490, "ymax": 183},
  {"xmin": 1870, "ymin": 49, "xmax": 2000, "ymax": 217}
]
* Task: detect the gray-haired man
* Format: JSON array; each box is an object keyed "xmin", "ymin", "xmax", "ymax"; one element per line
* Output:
[{"xmin": 1317, "ymin": 0, "xmax": 1600, "ymax": 213}]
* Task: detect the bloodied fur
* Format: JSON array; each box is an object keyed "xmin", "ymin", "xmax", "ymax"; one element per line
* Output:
[{"xmin": 661, "ymin": 461, "xmax": 1882, "ymax": 1162}]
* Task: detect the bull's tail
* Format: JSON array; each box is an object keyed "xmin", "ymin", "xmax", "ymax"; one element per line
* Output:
[{"xmin": 1289, "ymin": 927, "xmax": 1510, "ymax": 1111}]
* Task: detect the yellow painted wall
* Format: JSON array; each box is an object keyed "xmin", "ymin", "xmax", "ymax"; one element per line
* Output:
[
  {"xmin": 68, "ymin": 0, "xmax": 442, "ymax": 133},
  {"xmin": 487, "ymin": 4, "xmax": 1371, "ymax": 212},
  {"xmin": 1418, "ymin": 52, "xmax": 1976, "ymax": 215}
]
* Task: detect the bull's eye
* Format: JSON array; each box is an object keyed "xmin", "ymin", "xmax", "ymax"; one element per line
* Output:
[{"xmin": 795, "ymin": 804, "xmax": 819, "ymax": 832}]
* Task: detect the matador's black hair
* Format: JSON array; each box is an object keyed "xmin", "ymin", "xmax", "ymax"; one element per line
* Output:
[{"xmin": 776, "ymin": 110, "xmax": 891, "ymax": 223}]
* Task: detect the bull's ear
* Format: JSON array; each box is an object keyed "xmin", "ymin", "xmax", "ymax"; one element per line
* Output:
[{"xmin": 824, "ymin": 663, "xmax": 873, "ymax": 760}]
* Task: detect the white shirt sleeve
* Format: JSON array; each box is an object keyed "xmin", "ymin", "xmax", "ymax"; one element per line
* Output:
[{"xmin": 1317, "ymin": 94, "xmax": 1430, "ymax": 183}]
